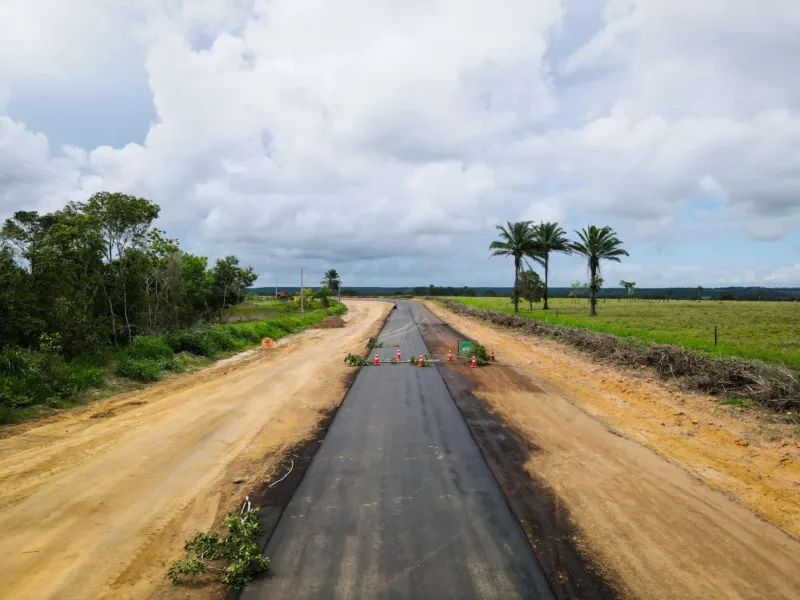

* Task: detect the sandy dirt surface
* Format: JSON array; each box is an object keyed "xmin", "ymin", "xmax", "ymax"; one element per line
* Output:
[
  {"xmin": 0, "ymin": 300, "xmax": 392, "ymax": 600},
  {"xmin": 422, "ymin": 300, "xmax": 800, "ymax": 599}
]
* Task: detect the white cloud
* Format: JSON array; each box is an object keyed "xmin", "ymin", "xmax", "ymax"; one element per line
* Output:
[{"xmin": 1, "ymin": 0, "xmax": 800, "ymax": 286}]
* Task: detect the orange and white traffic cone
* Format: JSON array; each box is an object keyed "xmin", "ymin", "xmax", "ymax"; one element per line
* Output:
[
  {"xmin": 418, "ymin": 354, "xmax": 424, "ymax": 367},
  {"xmin": 447, "ymin": 350, "xmax": 453, "ymax": 362},
  {"xmin": 490, "ymin": 349, "xmax": 495, "ymax": 361},
  {"xmin": 396, "ymin": 348, "xmax": 402, "ymax": 361},
  {"xmin": 374, "ymin": 353, "xmax": 380, "ymax": 366},
  {"xmin": 470, "ymin": 354, "xmax": 477, "ymax": 368}
]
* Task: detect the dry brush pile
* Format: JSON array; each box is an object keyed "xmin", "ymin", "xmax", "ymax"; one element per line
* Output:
[{"xmin": 438, "ymin": 299, "xmax": 800, "ymax": 412}]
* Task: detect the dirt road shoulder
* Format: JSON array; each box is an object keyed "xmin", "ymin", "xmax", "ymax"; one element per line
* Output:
[
  {"xmin": 0, "ymin": 300, "xmax": 392, "ymax": 600},
  {"xmin": 422, "ymin": 300, "xmax": 800, "ymax": 600}
]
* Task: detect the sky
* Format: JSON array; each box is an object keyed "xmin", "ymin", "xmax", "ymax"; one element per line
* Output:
[{"xmin": 1, "ymin": 0, "xmax": 800, "ymax": 289}]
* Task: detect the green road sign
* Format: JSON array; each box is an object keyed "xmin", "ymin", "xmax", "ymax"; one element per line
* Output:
[{"xmin": 458, "ymin": 340, "xmax": 475, "ymax": 357}]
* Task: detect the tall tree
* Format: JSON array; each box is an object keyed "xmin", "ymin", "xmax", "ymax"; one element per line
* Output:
[
  {"xmin": 697, "ymin": 285, "xmax": 703, "ymax": 301},
  {"xmin": 517, "ymin": 270, "xmax": 545, "ymax": 310},
  {"xmin": 570, "ymin": 226, "xmax": 629, "ymax": 316},
  {"xmin": 569, "ymin": 280, "xmax": 586, "ymax": 304},
  {"xmin": 84, "ymin": 192, "xmax": 160, "ymax": 343},
  {"xmin": 209, "ymin": 256, "xmax": 257, "ymax": 321},
  {"xmin": 489, "ymin": 221, "xmax": 537, "ymax": 313},
  {"xmin": 531, "ymin": 222, "xmax": 571, "ymax": 310},
  {"xmin": 620, "ymin": 280, "xmax": 636, "ymax": 300},
  {"xmin": 321, "ymin": 269, "xmax": 341, "ymax": 293}
]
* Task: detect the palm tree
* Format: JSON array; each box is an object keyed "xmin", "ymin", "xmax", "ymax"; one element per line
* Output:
[
  {"xmin": 620, "ymin": 280, "xmax": 636, "ymax": 300},
  {"xmin": 321, "ymin": 269, "xmax": 341, "ymax": 293},
  {"xmin": 531, "ymin": 222, "xmax": 571, "ymax": 310},
  {"xmin": 489, "ymin": 221, "xmax": 537, "ymax": 313},
  {"xmin": 570, "ymin": 226, "xmax": 629, "ymax": 316}
]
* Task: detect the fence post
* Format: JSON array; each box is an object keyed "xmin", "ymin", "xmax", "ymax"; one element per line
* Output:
[{"xmin": 714, "ymin": 326, "xmax": 718, "ymax": 346}]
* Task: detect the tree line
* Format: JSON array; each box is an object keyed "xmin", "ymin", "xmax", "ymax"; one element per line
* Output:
[
  {"xmin": 0, "ymin": 192, "xmax": 257, "ymax": 358},
  {"xmin": 490, "ymin": 221, "xmax": 628, "ymax": 316}
]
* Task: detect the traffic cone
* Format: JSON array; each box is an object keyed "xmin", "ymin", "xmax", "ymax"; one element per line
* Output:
[
  {"xmin": 418, "ymin": 354, "xmax": 424, "ymax": 367},
  {"xmin": 396, "ymin": 348, "xmax": 402, "ymax": 361},
  {"xmin": 374, "ymin": 353, "xmax": 380, "ymax": 366},
  {"xmin": 490, "ymin": 349, "xmax": 495, "ymax": 361},
  {"xmin": 470, "ymin": 354, "xmax": 477, "ymax": 368},
  {"xmin": 447, "ymin": 350, "xmax": 453, "ymax": 362}
]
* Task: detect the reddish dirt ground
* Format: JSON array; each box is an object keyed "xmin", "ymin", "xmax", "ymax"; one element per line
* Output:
[
  {"xmin": 420, "ymin": 300, "xmax": 800, "ymax": 600},
  {"xmin": 0, "ymin": 300, "xmax": 391, "ymax": 600}
]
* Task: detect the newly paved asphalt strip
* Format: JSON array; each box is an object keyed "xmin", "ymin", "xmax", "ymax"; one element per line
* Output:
[{"xmin": 242, "ymin": 301, "xmax": 553, "ymax": 599}]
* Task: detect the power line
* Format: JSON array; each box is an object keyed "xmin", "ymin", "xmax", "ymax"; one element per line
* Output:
[
  {"xmin": 0, "ymin": 147, "xmax": 85, "ymax": 191},
  {"xmin": 0, "ymin": 168, "xmax": 33, "ymax": 187}
]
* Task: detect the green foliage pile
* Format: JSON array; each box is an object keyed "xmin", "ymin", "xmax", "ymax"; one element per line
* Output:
[
  {"xmin": 168, "ymin": 508, "xmax": 269, "ymax": 590},
  {"xmin": 344, "ymin": 353, "xmax": 368, "ymax": 367},
  {"xmin": 472, "ymin": 342, "xmax": 490, "ymax": 366}
]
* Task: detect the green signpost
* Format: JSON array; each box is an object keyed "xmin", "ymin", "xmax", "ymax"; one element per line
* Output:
[{"xmin": 458, "ymin": 340, "xmax": 475, "ymax": 357}]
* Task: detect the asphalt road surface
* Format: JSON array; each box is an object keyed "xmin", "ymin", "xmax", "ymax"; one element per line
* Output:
[{"xmin": 242, "ymin": 301, "xmax": 553, "ymax": 599}]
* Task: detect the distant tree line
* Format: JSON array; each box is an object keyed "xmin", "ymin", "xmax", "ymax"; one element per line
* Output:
[
  {"xmin": 411, "ymin": 285, "xmax": 478, "ymax": 297},
  {"xmin": 0, "ymin": 192, "xmax": 256, "ymax": 358}
]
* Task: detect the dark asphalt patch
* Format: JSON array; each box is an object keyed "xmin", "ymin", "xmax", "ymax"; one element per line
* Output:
[
  {"xmin": 242, "ymin": 301, "xmax": 553, "ymax": 599},
  {"xmin": 412, "ymin": 301, "xmax": 621, "ymax": 600}
]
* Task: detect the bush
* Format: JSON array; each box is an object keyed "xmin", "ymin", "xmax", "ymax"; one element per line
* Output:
[
  {"xmin": 473, "ymin": 342, "xmax": 490, "ymax": 367},
  {"xmin": 0, "ymin": 375, "xmax": 36, "ymax": 407},
  {"xmin": 168, "ymin": 508, "xmax": 269, "ymax": 590},
  {"xmin": 344, "ymin": 353, "xmax": 367, "ymax": 366},
  {"xmin": 127, "ymin": 337, "xmax": 174, "ymax": 361},
  {"xmin": 70, "ymin": 364, "xmax": 106, "ymax": 390},
  {"xmin": 205, "ymin": 326, "xmax": 238, "ymax": 352},
  {"xmin": 165, "ymin": 330, "xmax": 218, "ymax": 357},
  {"xmin": 0, "ymin": 346, "xmax": 41, "ymax": 377},
  {"xmin": 116, "ymin": 356, "xmax": 169, "ymax": 382},
  {"xmin": 0, "ymin": 348, "xmax": 82, "ymax": 418}
]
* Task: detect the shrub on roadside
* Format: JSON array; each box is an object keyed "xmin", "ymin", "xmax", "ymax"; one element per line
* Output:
[
  {"xmin": 165, "ymin": 330, "xmax": 218, "ymax": 357},
  {"xmin": 70, "ymin": 364, "xmax": 106, "ymax": 390},
  {"xmin": 0, "ymin": 347, "xmax": 77, "ymax": 409},
  {"xmin": 126, "ymin": 337, "xmax": 174, "ymax": 361},
  {"xmin": 116, "ymin": 356, "xmax": 170, "ymax": 382},
  {"xmin": 168, "ymin": 508, "xmax": 269, "ymax": 590}
]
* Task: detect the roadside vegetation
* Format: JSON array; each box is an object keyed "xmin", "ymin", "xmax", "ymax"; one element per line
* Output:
[
  {"xmin": 0, "ymin": 190, "xmax": 347, "ymax": 424},
  {"xmin": 452, "ymin": 296, "xmax": 800, "ymax": 370},
  {"xmin": 168, "ymin": 505, "xmax": 269, "ymax": 590},
  {"xmin": 440, "ymin": 298, "xmax": 800, "ymax": 412}
]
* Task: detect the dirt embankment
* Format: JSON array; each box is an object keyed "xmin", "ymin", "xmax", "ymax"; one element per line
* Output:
[
  {"xmin": 422, "ymin": 300, "xmax": 800, "ymax": 600},
  {"xmin": 0, "ymin": 300, "xmax": 392, "ymax": 600}
]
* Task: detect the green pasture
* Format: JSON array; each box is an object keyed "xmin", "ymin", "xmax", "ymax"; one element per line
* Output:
[{"xmin": 453, "ymin": 296, "xmax": 800, "ymax": 370}]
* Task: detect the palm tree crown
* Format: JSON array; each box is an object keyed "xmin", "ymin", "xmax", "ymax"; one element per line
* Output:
[
  {"xmin": 531, "ymin": 222, "xmax": 571, "ymax": 310},
  {"xmin": 489, "ymin": 221, "xmax": 538, "ymax": 313},
  {"xmin": 321, "ymin": 269, "xmax": 341, "ymax": 292},
  {"xmin": 570, "ymin": 225, "xmax": 628, "ymax": 316}
]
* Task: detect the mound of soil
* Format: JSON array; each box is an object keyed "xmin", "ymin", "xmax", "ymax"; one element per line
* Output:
[{"xmin": 313, "ymin": 316, "xmax": 346, "ymax": 329}]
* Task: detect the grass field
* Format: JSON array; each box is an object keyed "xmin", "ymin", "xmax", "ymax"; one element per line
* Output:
[{"xmin": 453, "ymin": 297, "xmax": 800, "ymax": 370}]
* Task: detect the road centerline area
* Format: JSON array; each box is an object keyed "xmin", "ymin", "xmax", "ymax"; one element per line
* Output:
[{"xmin": 243, "ymin": 301, "xmax": 553, "ymax": 599}]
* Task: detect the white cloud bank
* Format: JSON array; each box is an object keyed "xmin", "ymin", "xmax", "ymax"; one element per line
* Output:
[{"xmin": 1, "ymin": 0, "xmax": 800, "ymax": 286}]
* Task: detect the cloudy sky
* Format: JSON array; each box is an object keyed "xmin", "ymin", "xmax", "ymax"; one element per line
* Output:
[{"xmin": 1, "ymin": 0, "xmax": 800, "ymax": 288}]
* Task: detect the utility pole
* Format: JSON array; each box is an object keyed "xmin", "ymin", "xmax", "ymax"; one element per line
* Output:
[
  {"xmin": 300, "ymin": 268, "xmax": 305, "ymax": 318},
  {"xmin": 338, "ymin": 277, "xmax": 341, "ymax": 304},
  {"xmin": 275, "ymin": 277, "xmax": 278, "ymax": 300}
]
